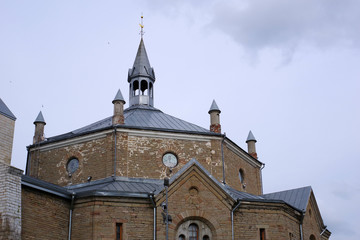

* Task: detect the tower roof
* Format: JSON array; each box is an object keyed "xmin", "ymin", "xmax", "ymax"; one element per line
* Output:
[
  {"xmin": 0, "ymin": 98, "xmax": 16, "ymax": 120},
  {"xmin": 34, "ymin": 111, "xmax": 46, "ymax": 125},
  {"xmin": 208, "ymin": 100, "xmax": 221, "ymax": 113},
  {"xmin": 112, "ymin": 89, "xmax": 125, "ymax": 103},
  {"xmin": 246, "ymin": 130, "xmax": 256, "ymax": 143},
  {"xmin": 128, "ymin": 38, "xmax": 155, "ymax": 81}
]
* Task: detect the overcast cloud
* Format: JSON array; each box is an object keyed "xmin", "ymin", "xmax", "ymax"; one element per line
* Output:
[
  {"xmin": 1, "ymin": 1, "xmax": 359, "ymax": 239},
  {"xmin": 211, "ymin": 0, "xmax": 360, "ymax": 60}
]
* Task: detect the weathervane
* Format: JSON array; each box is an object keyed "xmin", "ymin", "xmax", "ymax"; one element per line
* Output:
[{"xmin": 139, "ymin": 14, "xmax": 144, "ymax": 38}]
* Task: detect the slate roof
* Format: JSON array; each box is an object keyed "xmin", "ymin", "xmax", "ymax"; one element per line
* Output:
[
  {"xmin": 262, "ymin": 186, "xmax": 312, "ymax": 212},
  {"xmin": 43, "ymin": 105, "xmax": 212, "ymax": 144},
  {"xmin": 0, "ymin": 98, "xmax": 16, "ymax": 120}
]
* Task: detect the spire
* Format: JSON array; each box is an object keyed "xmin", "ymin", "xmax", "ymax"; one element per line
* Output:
[
  {"xmin": 128, "ymin": 38, "xmax": 155, "ymax": 82},
  {"xmin": 33, "ymin": 111, "xmax": 46, "ymax": 144},
  {"xmin": 34, "ymin": 111, "xmax": 46, "ymax": 124},
  {"xmin": 112, "ymin": 89, "xmax": 125, "ymax": 125},
  {"xmin": 208, "ymin": 100, "xmax": 221, "ymax": 113},
  {"xmin": 128, "ymin": 18, "xmax": 156, "ymax": 107},
  {"xmin": 208, "ymin": 100, "xmax": 221, "ymax": 133},
  {"xmin": 246, "ymin": 130, "xmax": 257, "ymax": 143},
  {"xmin": 112, "ymin": 89, "xmax": 125, "ymax": 104},
  {"xmin": 246, "ymin": 130, "xmax": 258, "ymax": 159}
]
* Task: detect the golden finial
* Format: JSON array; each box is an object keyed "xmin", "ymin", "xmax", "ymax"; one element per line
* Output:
[{"xmin": 139, "ymin": 14, "xmax": 144, "ymax": 38}]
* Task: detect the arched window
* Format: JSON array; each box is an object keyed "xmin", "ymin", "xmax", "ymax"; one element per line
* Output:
[
  {"xmin": 309, "ymin": 235, "xmax": 316, "ymax": 240},
  {"xmin": 140, "ymin": 80, "xmax": 148, "ymax": 95},
  {"xmin": 189, "ymin": 223, "xmax": 199, "ymax": 240},
  {"xmin": 203, "ymin": 235, "xmax": 210, "ymax": 240},
  {"xmin": 239, "ymin": 169, "xmax": 245, "ymax": 183},
  {"xmin": 179, "ymin": 234, "xmax": 185, "ymax": 240},
  {"xmin": 133, "ymin": 80, "xmax": 139, "ymax": 96}
]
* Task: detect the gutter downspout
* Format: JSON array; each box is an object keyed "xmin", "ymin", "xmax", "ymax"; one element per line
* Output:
[
  {"xmin": 221, "ymin": 133, "xmax": 226, "ymax": 184},
  {"xmin": 260, "ymin": 163, "xmax": 265, "ymax": 195},
  {"xmin": 25, "ymin": 147, "xmax": 30, "ymax": 175},
  {"xmin": 113, "ymin": 127, "xmax": 117, "ymax": 177},
  {"xmin": 231, "ymin": 200, "xmax": 241, "ymax": 240},
  {"xmin": 299, "ymin": 211, "xmax": 305, "ymax": 240},
  {"xmin": 149, "ymin": 193, "xmax": 156, "ymax": 240},
  {"xmin": 68, "ymin": 193, "xmax": 76, "ymax": 240}
]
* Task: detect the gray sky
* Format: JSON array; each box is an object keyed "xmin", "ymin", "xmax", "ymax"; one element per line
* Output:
[{"xmin": 1, "ymin": 1, "xmax": 359, "ymax": 239}]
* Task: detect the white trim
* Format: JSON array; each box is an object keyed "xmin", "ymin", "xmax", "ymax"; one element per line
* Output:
[
  {"xmin": 121, "ymin": 128, "xmax": 221, "ymax": 141},
  {"xmin": 32, "ymin": 128, "xmax": 222, "ymax": 151},
  {"xmin": 33, "ymin": 131, "xmax": 109, "ymax": 151}
]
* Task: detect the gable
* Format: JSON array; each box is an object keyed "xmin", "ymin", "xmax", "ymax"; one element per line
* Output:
[{"xmin": 155, "ymin": 160, "xmax": 236, "ymax": 210}]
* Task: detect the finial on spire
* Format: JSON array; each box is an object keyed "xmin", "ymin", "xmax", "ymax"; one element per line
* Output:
[{"xmin": 139, "ymin": 14, "xmax": 144, "ymax": 38}]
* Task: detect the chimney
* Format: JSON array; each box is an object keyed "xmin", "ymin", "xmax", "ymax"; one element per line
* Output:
[
  {"xmin": 208, "ymin": 100, "xmax": 221, "ymax": 133},
  {"xmin": 33, "ymin": 111, "xmax": 46, "ymax": 144},
  {"xmin": 246, "ymin": 130, "xmax": 257, "ymax": 159},
  {"xmin": 112, "ymin": 89, "xmax": 126, "ymax": 125}
]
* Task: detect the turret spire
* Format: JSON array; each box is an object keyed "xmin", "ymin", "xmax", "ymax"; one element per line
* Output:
[{"xmin": 128, "ymin": 22, "xmax": 156, "ymax": 107}]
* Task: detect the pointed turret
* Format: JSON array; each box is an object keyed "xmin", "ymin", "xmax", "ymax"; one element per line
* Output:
[
  {"xmin": 33, "ymin": 111, "xmax": 46, "ymax": 144},
  {"xmin": 128, "ymin": 37, "xmax": 155, "ymax": 107},
  {"xmin": 208, "ymin": 100, "xmax": 221, "ymax": 133},
  {"xmin": 246, "ymin": 130, "xmax": 257, "ymax": 159},
  {"xmin": 112, "ymin": 89, "xmax": 126, "ymax": 125}
]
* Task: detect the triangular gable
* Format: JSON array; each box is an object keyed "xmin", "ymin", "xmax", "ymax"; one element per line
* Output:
[{"xmin": 156, "ymin": 158, "xmax": 244, "ymax": 209}]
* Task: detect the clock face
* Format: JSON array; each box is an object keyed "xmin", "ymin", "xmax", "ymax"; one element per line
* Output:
[
  {"xmin": 162, "ymin": 153, "xmax": 178, "ymax": 168},
  {"xmin": 67, "ymin": 158, "xmax": 79, "ymax": 174}
]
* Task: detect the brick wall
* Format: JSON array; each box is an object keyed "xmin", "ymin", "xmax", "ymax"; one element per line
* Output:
[
  {"xmin": 0, "ymin": 162, "xmax": 23, "ymax": 240},
  {"xmin": 0, "ymin": 114, "xmax": 15, "ymax": 165},
  {"xmin": 29, "ymin": 130, "xmax": 262, "ymax": 195},
  {"xmin": 234, "ymin": 203, "xmax": 301, "ymax": 240},
  {"xmin": 71, "ymin": 197, "xmax": 154, "ymax": 240},
  {"xmin": 21, "ymin": 186, "xmax": 70, "ymax": 240}
]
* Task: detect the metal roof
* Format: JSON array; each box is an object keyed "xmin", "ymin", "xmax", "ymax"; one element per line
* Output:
[
  {"xmin": 208, "ymin": 100, "xmax": 220, "ymax": 113},
  {"xmin": 262, "ymin": 186, "xmax": 312, "ymax": 212},
  {"xmin": 128, "ymin": 38, "xmax": 155, "ymax": 81},
  {"xmin": 34, "ymin": 111, "xmax": 46, "ymax": 124},
  {"xmin": 246, "ymin": 130, "xmax": 257, "ymax": 142},
  {"xmin": 67, "ymin": 176, "xmax": 163, "ymax": 197},
  {"xmin": 0, "ymin": 98, "xmax": 16, "ymax": 120},
  {"xmin": 112, "ymin": 89, "xmax": 125, "ymax": 103},
  {"xmin": 22, "ymin": 159, "xmax": 311, "ymax": 213},
  {"xmin": 44, "ymin": 105, "xmax": 212, "ymax": 143}
]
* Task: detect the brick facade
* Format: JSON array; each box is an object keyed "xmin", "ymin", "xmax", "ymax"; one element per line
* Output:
[
  {"xmin": 21, "ymin": 186, "xmax": 70, "ymax": 240},
  {"xmin": 28, "ymin": 130, "xmax": 262, "ymax": 195},
  {"xmin": 0, "ymin": 114, "xmax": 15, "ymax": 165},
  {"xmin": 0, "ymin": 162, "xmax": 23, "ymax": 240}
]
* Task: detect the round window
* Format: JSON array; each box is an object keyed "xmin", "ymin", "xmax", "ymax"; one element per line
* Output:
[
  {"xmin": 67, "ymin": 158, "xmax": 79, "ymax": 175},
  {"xmin": 162, "ymin": 152, "xmax": 178, "ymax": 168}
]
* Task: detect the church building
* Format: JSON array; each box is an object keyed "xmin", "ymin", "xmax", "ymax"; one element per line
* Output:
[{"xmin": 1, "ymin": 25, "xmax": 331, "ymax": 240}]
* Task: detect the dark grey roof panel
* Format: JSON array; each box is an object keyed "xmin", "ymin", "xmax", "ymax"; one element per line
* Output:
[
  {"xmin": 0, "ymin": 98, "xmax": 16, "ymax": 120},
  {"xmin": 208, "ymin": 100, "xmax": 220, "ymax": 113},
  {"xmin": 21, "ymin": 175, "xmax": 71, "ymax": 199},
  {"xmin": 224, "ymin": 185, "xmax": 264, "ymax": 200},
  {"xmin": 66, "ymin": 176, "xmax": 163, "ymax": 197},
  {"xmin": 42, "ymin": 105, "xmax": 211, "ymax": 143},
  {"xmin": 262, "ymin": 186, "xmax": 312, "ymax": 211},
  {"xmin": 246, "ymin": 130, "xmax": 256, "ymax": 142},
  {"xmin": 34, "ymin": 111, "xmax": 46, "ymax": 124},
  {"xmin": 113, "ymin": 89, "xmax": 125, "ymax": 103}
]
